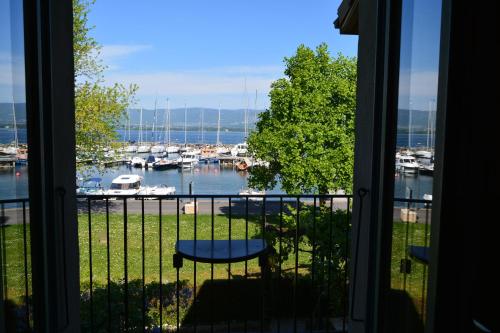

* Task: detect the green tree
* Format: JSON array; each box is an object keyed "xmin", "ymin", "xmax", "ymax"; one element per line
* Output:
[
  {"xmin": 247, "ymin": 44, "xmax": 356, "ymax": 194},
  {"xmin": 73, "ymin": 0, "xmax": 137, "ymax": 163}
]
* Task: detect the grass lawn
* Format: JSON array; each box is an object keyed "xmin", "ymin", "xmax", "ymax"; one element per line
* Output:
[{"xmin": 1, "ymin": 212, "xmax": 429, "ymax": 329}]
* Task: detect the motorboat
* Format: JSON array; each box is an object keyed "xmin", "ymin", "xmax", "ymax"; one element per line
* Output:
[
  {"xmin": 130, "ymin": 156, "xmax": 146, "ymax": 168},
  {"xmin": 423, "ymin": 193, "xmax": 433, "ymax": 201},
  {"xmin": 239, "ymin": 188, "xmax": 265, "ymax": 201},
  {"xmin": 145, "ymin": 155, "xmax": 159, "ymax": 169},
  {"xmin": 138, "ymin": 184, "xmax": 176, "ymax": 197},
  {"xmin": 215, "ymin": 146, "xmax": 230, "ymax": 155},
  {"xmin": 76, "ymin": 177, "xmax": 105, "ymax": 195},
  {"xmin": 419, "ymin": 163, "xmax": 434, "ymax": 175},
  {"xmin": 414, "ymin": 150, "xmax": 433, "ymax": 159},
  {"xmin": 396, "ymin": 155, "xmax": 419, "ymax": 174},
  {"xmin": 105, "ymin": 175, "xmax": 144, "ymax": 196},
  {"xmin": 231, "ymin": 143, "xmax": 248, "ymax": 157},
  {"xmin": 177, "ymin": 152, "xmax": 198, "ymax": 168},
  {"xmin": 152, "ymin": 158, "xmax": 177, "ymax": 170}
]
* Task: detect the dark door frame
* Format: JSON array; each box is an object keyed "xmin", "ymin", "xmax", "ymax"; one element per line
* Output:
[{"xmin": 23, "ymin": 0, "xmax": 80, "ymax": 331}]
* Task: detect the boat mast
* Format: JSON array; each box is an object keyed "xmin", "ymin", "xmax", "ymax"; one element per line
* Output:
[
  {"xmin": 201, "ymin": 109, "xmax": 204, "ymax": 144},
  {"xmin": 152, "ymin": 98, "xmax": 157, "ymax": 142},
  {"xmin": 167, "ymin": 98, "xmax": 171, "ymax": 146},
  {"xmin": 127, "ymin": 109, "xmax": 131, "ymax": 142},
  {"xmin": 217, "ymin": 103, "xmax": 221, "ymax": 145},
  {"xmin": 254, "ymin": 89, "xmax": 258, "ymax": 127},
  {"xmin": 12, "ymin": 102, "xmax": 18, "ymax": 149},
  {"xmin": 184, "ymin": 103, "xmax": 187, "ymax": 145},
  {"xmin": 408, "ymin": 100, "xmax": 413, "ymax": 148},
  {"xmin": 244, "ymin": 78, "xmax": 248, "ymax": 139},
  {"xmin": 139, "ymin": 107, "xmax": 143, "ymax": 144},
  {"xmin": 427, "ymin": 100, "xmax": 432, "ymax": 149}
]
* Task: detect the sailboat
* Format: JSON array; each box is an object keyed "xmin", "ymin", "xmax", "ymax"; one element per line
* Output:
[
  {"xmin": 151, "ymin": 99, "xmax": 165, "ymax": 154},
  {"xmin": 215, "ymin": 104, "xmax": 229, "ymax": 155},
  {"xmin": 137, "ymin": 108, "xmax": 151, "ymax": 153},
  {"xmin": 164, "ymin": 99, "xmax": 179, "ymax": 154},
  {"xmin": 125, "ymin": 109, "xmax": 138, "ymax": 153},
  {"xmin": 2, "ymin": 103, "xmax": 19, "ymax": 156}
]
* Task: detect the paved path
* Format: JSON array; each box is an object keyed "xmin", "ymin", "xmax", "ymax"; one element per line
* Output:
[{"xmin": 0, "ymin": 199, "xmax": 432, "ymax": 225}]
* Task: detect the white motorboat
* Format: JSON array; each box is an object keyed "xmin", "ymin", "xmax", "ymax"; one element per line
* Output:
[
  {"xmin": 177, "ymin": 152, "xmax": 198, "ymax": 168},
  {"xmin": 151, "ymin": 145, "xmax": 166, "ymax": 154},
  {"xmin": 145, "ymin": 155, "xmax": 160, "ymax": 168},
  {"xmin": 139, "ymin": 184, "xmax": 176, "ymax": 197},
  {"xmin": 415, "ymin": 150, "xmax": 433, "ymax": 159},
  {"xmin": 396, "ymin": 155, "xmax": 420, "ymax": 174},
  {"xmin": 423, "ymin": 193, "xmax": 433, "ymax": 201},
  {"xmin": 239, "ymin": 188, "xmax": 265, "ymax": 201},
  {"xmin": 105, "ymin": 175, "xmax": 144, "ymax": 196},
  {"xmin": 153, "ymin": 158, "xmax": 177, "ymax": 170},
  {"xmin": 231, "ymin": 143, "xmax": 248, "ymax": 157},
  {"xmin": 76, "ymin": 177, "xmax": 105, "ymax": 195},
  {"xmin": 216, "ymin": 146, "xmax": 230, "ymax": 155},
  {"xmin": 130, "ymin": 156, "xmax": 146, "ymax": 168}
]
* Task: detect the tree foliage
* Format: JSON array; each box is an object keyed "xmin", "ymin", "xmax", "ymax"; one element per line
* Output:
[
  {"xmin": 247, "ymin": 44, "xmax": 356, "ymax": 194},
  {"xmin": 74, "ymin": 0, "xmax": 137, "ymax": 162}
]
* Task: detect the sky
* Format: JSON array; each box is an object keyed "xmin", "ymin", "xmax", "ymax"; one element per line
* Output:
[{"xmin": 86, "ymin": 0, "xmax": 358, "ymax": 109}]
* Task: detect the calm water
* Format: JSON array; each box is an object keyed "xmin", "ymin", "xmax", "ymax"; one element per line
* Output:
[
  {"xmin": 0, "ymin": 161, "xmax": 433, "ymax": 201},
  {"xmin": 1, "ymin": 128, "xmax": 433, "ymax": 148},
  {"xmin": 0, "ymin": 128, "xmax": 434, "ymax": 201}
]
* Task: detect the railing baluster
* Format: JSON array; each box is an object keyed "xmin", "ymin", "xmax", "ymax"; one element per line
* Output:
[
  {"xmin": 343, "ymin": 197, "xmax": 351, "ymax": 332},
  {"xmin": 293, "ymin": 197, "xmax": 300, "ymax": 333},
  {"xmin": 211, "ymin": 197, "xmax": 215, "ymax": 333},
  {"xmin": 244, "ymin": 196, "xmax": 249, "ymax": 333},
  {"xmin": 141, "ymin": 197, "xmax": 146, "ymax": 332},
  {"xmin": 159, "ymin": 198, "xmax": 163, "ymax": 332},
  {"xmin": 1, "ymin": 202, "xmax": 6, "ymax": 304},
  {"xmin": 123, "ymin": 198, "xmax": 129, "ymax": 331},
  {"xmin": 194, "ymin": 197, "xmax": 197, "ymax": 333},
  {"xmin": 326, "ymin": 197, "xmax": 333, "ymax": 333},
  {"xmin": 261, "ymin": 197, "xmax": 266, "ymax": 333},
  {"xmin": 87, "ymin": 198, "xmax": 93, "ymax": 332},
  {"xmin": 277, "ymin": 196, "xmax": 283, "ymax": 333},
  {"xmin": 227, "ymin": 197, "xmax": 232, "ymax": 333},
  {"xmin": 311, "ymin": 196, "xmax": 317, "ymax": 332},
  {"xmin": 105, "ymin": 198, "xmax": 111, "ymax": 332},
  {"xmin": 176, "ymin": 197, "xmax": 180, "ymax": 332},
  {"xmin": 22, "ymin": 201, "xmax": 30, "ymax": 329}
]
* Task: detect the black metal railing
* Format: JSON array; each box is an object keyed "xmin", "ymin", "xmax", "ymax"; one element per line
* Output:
[
  {"xmin": 0, "ymin": 195, "xmax": 432, "ymax": 332},
  {"xmin": 76, "ymin": 194, "xmax": 352, "ymax": 333},
  {"xmin": 0, "ymin": 198, "xmax": 31, "ymax": 331}
]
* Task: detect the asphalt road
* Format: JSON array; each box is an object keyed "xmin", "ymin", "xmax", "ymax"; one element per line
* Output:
[{"xmin": 1, "ymin": 198, "xmax": 432, "ymax": 226}]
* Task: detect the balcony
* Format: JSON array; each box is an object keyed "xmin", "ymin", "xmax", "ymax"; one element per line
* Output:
[{"xmin": 0, "ymin": 194, "xmax": 431, "ymax": 332}]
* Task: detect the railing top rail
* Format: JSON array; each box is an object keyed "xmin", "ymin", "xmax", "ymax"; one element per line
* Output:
[
  {"xmin": 0, "ymin": 198, "xmax": 30, "ymax": 204},
  {"xmin": 0, "ymin": 195, "xmax": 433, "ymax": 204}
]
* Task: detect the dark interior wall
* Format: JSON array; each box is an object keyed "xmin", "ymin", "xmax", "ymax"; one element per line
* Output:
[{"xmin": 427, "ymin": 1, "xmax": 499, "ymax": 332}]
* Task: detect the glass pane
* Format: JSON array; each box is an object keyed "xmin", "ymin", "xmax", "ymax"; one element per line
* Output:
[
  {"xmin": 389, "ymin": 0, "xmax": 441, "ymax": 331},
  {"xmin": 0, "ymin": 0, "xmax": 31, "ymax": 330}
]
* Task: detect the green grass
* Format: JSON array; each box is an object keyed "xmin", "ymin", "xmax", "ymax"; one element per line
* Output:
[{"xmin": 1, "ymin": 213, "xmax": 430, "ymax": 329}]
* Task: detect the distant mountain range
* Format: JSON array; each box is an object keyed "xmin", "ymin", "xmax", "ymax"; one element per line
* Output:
[
  {"xmin": 123, "ymin": 107, "xmax": 263, "ymax": 131},
  {"xmin": 1, "ymin": 103, "xmax": 435, "ymax": 132}
]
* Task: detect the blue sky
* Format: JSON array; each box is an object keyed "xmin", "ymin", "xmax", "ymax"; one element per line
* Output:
[{"xmin": 86, "ymin": 0, "xmax": 358, "ymax": 109}]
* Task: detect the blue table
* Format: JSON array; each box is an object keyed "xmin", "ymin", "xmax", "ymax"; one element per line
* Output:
[
  {"xmin": 408, "ymin": 245, "xmax": 429, "ymax": 264},
  {"xmin": 173, "ymin": 239, "xmax": 269, "ymax": 267}
]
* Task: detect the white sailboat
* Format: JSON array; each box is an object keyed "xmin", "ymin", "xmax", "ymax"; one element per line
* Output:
[
  {"xmin": 125, "ymin": 109, "xmax": 138, "ymax": 153},
  {"xmin": 137, "ymin": 108, "xmax": 151, "ymax": 153},
  {"xmin": 215, "ymin": 104, "xmax": 230, "ymax": 155},
  {"xmin": 165, "ymin": 98, "xmax": 179, "ymax": 153},
  {"xmin": 151, "ymin": 99, "xmax": 165, "ymax": 154},
  {"xmin": 2, "ymin": 103, "xmax": 19, "ymax": 155}
]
